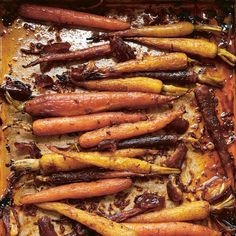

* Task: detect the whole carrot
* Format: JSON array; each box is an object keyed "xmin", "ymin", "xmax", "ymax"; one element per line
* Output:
[
  {"xmin": 21, "ymin": 178, "xmax": 132, "ymax": 204},
  {"xmin": 78, "ymin": 108, "xmax": 184, "ymax": 148},
  {"xmin": 127, "ymin": 38, "xmax": 236, "ymax": 66},
  {"xmin": 52, "ymin": 148, "xmax": 180, "ymax": 175},
  {"xmin": 37, "ymin": 202, "xmax": 137, "ymax": 236},
  {"xmin": 101, "ymin": 53, "xmax": 188, "ymax": 76},
  {"xmin": 19, "ymin": 4, "xmax": 130, "ymax": 31},
  {"xmin": 25, "ymin": 92, "xmax": 176, "ymax": 117},
  {"xmin": 33, "ymin": 112, "xmax": 147, "ymax": 136},
  {"xmin": 126, "ymin": 195, "xmax": 235, "ymax": 223},
  {"xmin": 195, "ymin": 85, "xmax": 235, "ymax": 190},
  {"xmin": 126, "ymin": 201, "xmax": 210, "ymax": 223},
  {"xmin": 127, "ymin": 38, "xmax": 217, "ymax": 59},
  {"xmin": 123, "ymin": 222, "xmax": 221, "ymax": 236},
  {"xmin": 76, "ymin": 77, "xmax": 188, "ymax": 95},
  {"xmin": 23, "ymin": 44, "xmax": 112, "ymax": 68},
  {"xmin": 89, "ymin": 21, "xmax": 221, "ymax": 40},
  {"xmin": 12, "ymin": 148, "xmax": 157, "ymax": 173}
]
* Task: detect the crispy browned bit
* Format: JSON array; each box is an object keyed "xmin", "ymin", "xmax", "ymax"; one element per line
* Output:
[
  {"xmin": 14, "ymin": 142, "xmax": 41, "ymax": 159},
  {"xmin": 134, "ymin": 193, "xmax": 165, "ymax": 211},
  {"xmin": 21, "ymin": 42, "xmax": 71, "ymax": 55},
  {"xmin": 2, "ymin": 206, "xmax": 19, "ymax": 236},
  {"xmin": 167, "ymin": 175, "xmax": 183, "ymax": 203},
  {"xmin": 109, "ymin": 193, "xmax": 165, "ymax": 222},
  {"xmin": 35, "ymin": 75, "xmax": 54, "ymax": 89},
  {"xmin": 110, "ymin": 36, "xmax": 136, "ymax": 62},
  {"xmin": 201, "ymin": 177, "xmax": 232, "ymax": 204},
  {"xmin": 42, "ymin": 42, "xmax": 71, "ymax": 54},
  {"xmin": 38, "ymin": 217, "xmax": 58, "ymax": 236},
  {"xmin": 164, "ymin": 118, "xmax": 189, "ymax": 134},
  {"xmin": 164, "ymin": 143, "xmax": 187, "ymax": 168},
  {"xmin": 194, "ymin": 85, "xmax": 235, "ymax": 190},
  {"xmin": 0, "ymin": 77, "xmax": 32, "ymax": 101}
]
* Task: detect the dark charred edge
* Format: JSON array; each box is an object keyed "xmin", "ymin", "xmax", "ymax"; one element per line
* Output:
[
  {"xmin": 0, "ymin": 171, "xmax": 23, "ymax": 214},
  {"xmin": 14, "ymin": 142, "xmax": 41, "ymax": 159},
  {"xmin": 108, "ymin": 208, "xmax": 143, "ymax": 222},
  {"xmin": 164, "ymin": 143, "xmax": 187, "ymax": 168},
  {"xmin": 164, "ymin": 118, "xmax": 189, "ymax": 134},
  {"xmin": 109, "ymin": 36, "xmax": 136, "ymax": 62},
  {"xmin": 38, "ymin": 217, "xmax": 58, "ymax": 236},
  {"xmin": 2, "ymin": 206, "xmax": 19, "ymax": 236},
  {"xmin": 167, "ymin": 175, "xmax": 183, "ymax": 203},
  {"xmin": 194, "ymin": 85, "xmax": 235, "ymax": 189},
  {"xmin": 108, "ymin": 193, "xmax": 165, "ymax": 222},
  {"xmin": 117, "ymin": 134, "xmax": 179, "ymax": 149}
]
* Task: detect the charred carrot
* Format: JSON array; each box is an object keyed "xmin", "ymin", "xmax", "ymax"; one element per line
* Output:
[
  {"xmin": 116, "ymin": 134, "xmax": 179, "ymax": 149},
  {"xmin": 126, "ymin": 38, "xmax": 236, "ymax": 66},
  {"xmin": 78, "ymin": 108, "xmax": 184, "ymax": 148},
  {"xmin": 76, "ymin": 77, "xmax": 188, "ymax": 95},
  {"xmin": 33, "ymin": 112, "xmax": 147, "ymax": 136},
  {"xmin": 11, "ymin": 148, "xmax": 158, "ymax": 173},
  {"xmin": 89, "ymin": 21, "xmax": 221, "ymax": 40},
  {"xmin": 25, "ymin": 92, "xmax": 176, "ymax": 117},
  {"xmin": 195, "ymin": 85, "xmax": 235, "ymax": 190},
  {"xmin": 52, "ymin": 148, "xmax": 180, "ymax": 175},
  {"xmin": 23, "ymin": 44, "xmax": 111, "ymax": 68},
  {"xmin": 19, "ymin": 4, "xmax": 130, "ymax": 31},
  {"xmin": 36, "ymin": 170, "xmax": 159, "ymax": 185},
  {"xmin": 37, "ymin": 202, "xmax": 137, "ymax": 236},
  {"xmin": 21, "ymin": 178, "xmax": 132, "ymax": 204},
  {"xmin": 123, "ymin": 222, "xmax": 221, "ymax": 236},
  {"xmin": 126, "ymin": 195, "xmax": 235, "ymax": 223}
]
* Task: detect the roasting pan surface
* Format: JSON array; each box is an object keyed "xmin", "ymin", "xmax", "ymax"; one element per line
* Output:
[{"xmin": 0, "ymin": 1, "xmax": 235, "ymax": 235}]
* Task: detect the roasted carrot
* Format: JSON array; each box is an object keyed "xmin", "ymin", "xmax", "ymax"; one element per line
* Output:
[
  {"xmin": 36, "ymin": 170, "xmax": 159, "ymax": 185},
  {"xmin": 25, "ymin": 92, "xmax": 176, "ymax": 117},
  {"xmin": 195, "ymin": 85, "xmax": 235, "ymax": 190},
  {"xmin": 19, "ymin": 4, "xmax": 130, "ymax": 31},
  {"xmin": 123, "ymin": 222, "xmax": 221, "ymax": 236},
  {"xmin": 116, "ymin": 134, "xmax": 179, "ymax": 149},
  {"xmin": 98, "ymin": 53, "xmax": 188, "ymax": 77},
  {"xmin": 33, "ymin": 112, "xmax": 147, "ymax": 136},
  {"xmin": 78, "ymin": 108, "xmax": 184, "ymax": 148},
  {"xmin": 76, "ymin": 77, "xmax": 188, "ymax": 95},
  {"xmin": 89, "ymin": 21, "xmax": 221, "ymax": 40},
  {"xmin": 126, "ymin": 38, "xmax": 236, "ymax": 66},
  {"xmin": 51, "ymin": 148, "xmax": 180, "ymax": 175},
  {"xmin": 21, "ymin": 178, "xmax": 132, "ymax": 204},
  {"xmin": 11, "ymin": 148, "xmax": 158, "ymax": 173},
  {"xmin": 77, "ymin": 77, "xmax": 163, "ymax": 93},
  {"xmin": 23, "ymin": 44, "xmax": 111, "ymax": 68},
  {"xmin": 126, "ymin": 195, "xmax": 235, "ymax": 223},
  {"xmin": 37, "ymin": 202, "xmax": 137, "ymax": 236},
  {"xmin": 126, "ymin": 201, "xmax": 209, "ymax": 223}
]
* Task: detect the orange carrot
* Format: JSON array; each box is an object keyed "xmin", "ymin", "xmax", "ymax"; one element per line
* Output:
[
  {"xmin": 21, "ymin": 178, "xmax": 132, "ymax": 204},
  {"xmin": 78, "ymin": 108, "xmax": 184, "ymax": 148},
  {"xmin": 25, "ymin": 92, "xmax": 175, "ymax": 117},
  {"xmin": 123, "ymin": 222, "xmax": 221, "ymax": 236},
  {"xmin": 33, "ymin": 112, "xmax": 147, "ymax": 136},
  {"xmin": 19, "ymin": 4, "xmax": 130, "ymax": 31}
]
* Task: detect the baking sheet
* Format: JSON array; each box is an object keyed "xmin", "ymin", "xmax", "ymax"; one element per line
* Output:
[{"xmin": 0, "ymin": 1, "xmax": 235, "ymax": 235}]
